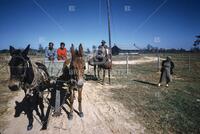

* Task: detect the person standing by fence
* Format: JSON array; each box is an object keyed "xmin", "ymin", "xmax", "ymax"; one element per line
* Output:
[{"xmin": 158, "ymin": 56, "xmax": 174, "ymax": 87}]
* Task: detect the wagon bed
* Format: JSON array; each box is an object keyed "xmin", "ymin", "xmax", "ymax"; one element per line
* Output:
[{"xmin": 44, "ymin": 59, "xmax": 65, "ymax": 78}]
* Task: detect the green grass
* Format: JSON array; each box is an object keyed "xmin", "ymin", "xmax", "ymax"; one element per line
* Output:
[{"xmin": 108, "ymin": 53, "xmax": 200, "ymax": 134}]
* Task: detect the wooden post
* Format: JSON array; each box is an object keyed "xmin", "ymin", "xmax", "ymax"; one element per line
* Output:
[
  {"xmin": 53, "ymin": 89, "xmax": 61, "ymax": 116},
  {"xmin": 106, "ymin": 0, "xmax": 112, "ymax": 49},
  {"xmin": 106, "ymin": 0, "xmax": 112, "ymax": 61},
  {"xmin": 157, "ymin": 53, "xmax": 160, "ymax": 71},
  {"xmin": 87, "ymin": 57, "xmax": 90, "ymax": 74},
  {"xmin": 189, "ymin": 54, "xmax": 191, "ymax": 72},
  {"xmin": 53, "ymin": 82, "xmax": 61, "ymax": 116},
  {"xmin": 126, "ymin": 53, "xmax": 129, "ymax": 74}
]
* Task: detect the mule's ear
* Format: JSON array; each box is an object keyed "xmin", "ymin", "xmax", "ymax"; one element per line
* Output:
[
  {"xmin": 22, "ymin": 44, "xmax": 30, "ymax": 56},
  {"xmin": 9, "ymin": 46, "xmax": 15, "ymax": 56},
  {"xmin": 79, "ymin": 43, "xmax": 83, "ymax": 56},
  {"xmin": 15, "ymin": 101, "xmax": 19, "ymax": 105},
  {"xmin": 70, "ymin": 44, "xmax": 75, "ymax": 58}
]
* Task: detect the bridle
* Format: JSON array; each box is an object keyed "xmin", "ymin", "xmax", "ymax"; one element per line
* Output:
[
  {"xmin": 9, "ymin": 55, "xmax": 43, "ymax": 96},
  {"xmin": 9, "ymin": 55, "xmax": 31, "ymax": 82},
  {"xmin": 69, "ymin": 56, "xmax": 84, "ymax": 86}
]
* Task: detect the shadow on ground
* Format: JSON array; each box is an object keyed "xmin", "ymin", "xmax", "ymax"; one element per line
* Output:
[
  {"xmin": 84, "ymin": 74, "xmax": 98, "ymax": 81},
  {"xmin": 132, "ymin": 79, "xmax": 158, "ymax": 86}
]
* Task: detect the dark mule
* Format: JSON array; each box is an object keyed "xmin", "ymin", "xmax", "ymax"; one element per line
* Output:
[
  {"xmin": 60, "ymin": 44, "xmax": 85, "ymax": 119},
  {"xmin": 88, "ymin": 46, "xmax": 112, "ymax": 84},
  {"xmin": 8, "ymin": 45, "xmax": 50, "ymax": 130}
]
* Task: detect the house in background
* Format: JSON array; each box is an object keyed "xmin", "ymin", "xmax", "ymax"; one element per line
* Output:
[{"xmin": 111, "ymin": 44, "xmax": 140, "ymax": 55}]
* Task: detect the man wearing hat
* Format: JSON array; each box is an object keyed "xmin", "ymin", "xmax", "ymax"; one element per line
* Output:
[
  {"xmin": 45, "ymin": 42, "xmax": 57, "ymax": 61},
  {"xmin": 96, "ymin": 40, "xmax": 109, "ymax": 62},
  {"xmin": 158, "ymin": 56, "xmax": 175, "ymax": 87}
]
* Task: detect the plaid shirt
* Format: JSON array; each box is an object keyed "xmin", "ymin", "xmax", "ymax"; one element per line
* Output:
[{"xmin": 45, "ymin": 47, "xmax": 57, "ymax": 59}]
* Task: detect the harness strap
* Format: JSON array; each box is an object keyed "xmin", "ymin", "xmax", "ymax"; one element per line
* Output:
[{"xmin": 21, "ymin": 62, "xmax": 49, "ymax": 96}]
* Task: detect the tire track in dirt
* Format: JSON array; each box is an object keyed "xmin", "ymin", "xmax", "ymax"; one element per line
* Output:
[
  {"xmin": 84, "ymin": 87, "xmax": 114, "ymax": 133},
  {"xmin": 84, "ymin": 82, "xmax": 145, "ymax": 134}
]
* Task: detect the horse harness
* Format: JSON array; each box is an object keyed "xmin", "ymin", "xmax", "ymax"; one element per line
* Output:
[{"xmin": 17, "ymin": 57, "xmax": 49, "ymax": 96}]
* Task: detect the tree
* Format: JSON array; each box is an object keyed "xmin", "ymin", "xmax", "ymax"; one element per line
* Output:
[
  {"xmin": 86, "ymin": 48, "xmax": 91, "ymax": 54},
  {"xmin": 190, "ymin": 47, "xmax": 200, "ymax": 52},
  {"xmin": 146, "ymin": 44, "xmax": 154, "ymax": 51},
  {"xmin": 193, "ymin": 35, "xmax": 200, "ymax": 47},
  {"xmin": 92, "ymin": 45, "xmax": 97, "ymax": 50},
  {"xmin": 38, "ymin": 44, "xmax": 44, "ymax": 53}
]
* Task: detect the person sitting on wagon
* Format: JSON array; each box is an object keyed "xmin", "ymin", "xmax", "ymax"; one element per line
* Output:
[
  {"xmin": 57, "ymin": 42, "xmax": 67, "ymax": 60},
  {"xmin": 45, "ymin": 42, "xmax": 57, "ymax": 61},
  {"xmin": 158, "ymin": 56, "xmax": 175, "ymax": 87}
]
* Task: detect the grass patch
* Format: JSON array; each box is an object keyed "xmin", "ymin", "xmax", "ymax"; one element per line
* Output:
[{"xmin": 109, "ymin": 53, "xmax": 200, "ymax": 133}]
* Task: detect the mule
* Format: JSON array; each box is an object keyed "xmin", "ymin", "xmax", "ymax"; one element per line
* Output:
[
  {"xmin": 60, "ymin": 44, "xmax": 85, "ymax": 119},
  {"xmin": 88, "ymin": 46, "xmax": 112, "ymax": 84},
  {"xmin": 8, "ymin": 45, "xmax": 50, "ymax": 130}
]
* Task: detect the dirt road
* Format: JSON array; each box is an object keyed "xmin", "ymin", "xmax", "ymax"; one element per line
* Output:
[
  {"xmin": 1, "ymin": 56, "xmax": 159, "ymax": 134},
  {"xmin": 2, "ymin": 81, "xmax": 145, "ymax": 134},
  {"xmin": 112, "ymin": 56, "xmax": 161, "ymax": 65}
]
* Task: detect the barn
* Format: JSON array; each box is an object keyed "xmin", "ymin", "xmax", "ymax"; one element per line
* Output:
[{"xmin": 111, "ymin": 44, "xmax": 140, "ymax": 55}]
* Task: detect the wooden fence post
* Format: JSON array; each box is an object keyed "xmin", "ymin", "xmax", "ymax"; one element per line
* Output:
[
  {"xmin": 188, "ymin": 54, "xmax": 191, "ymax": 72},
  {"xmin": 157, "ymin": 53, "xmax": 160, "ymax": 71},
  {"xmin": 85, "ymin": 56, "xmax": 89, "ymax": 74},
  {"xmin": 126, "ymin": 53, "xmax": 129, "ymax": 74}
]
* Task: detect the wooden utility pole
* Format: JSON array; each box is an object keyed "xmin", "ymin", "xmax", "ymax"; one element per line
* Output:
[{"xmin": 106, "ymin": 0, "xmax": 112, "ymax": 50}]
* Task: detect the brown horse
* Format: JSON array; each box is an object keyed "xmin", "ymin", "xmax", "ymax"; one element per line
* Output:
[
  {"xmin": 60, "ymin": 44, "xmax": 85, "ymax": 119},
  {"xmin": 88, "ymin": 46, "xmax": 112, "ymax": 84},
  {"xmin": 99, "ymin": 58, "xmax": 112, "ymax": 84}
]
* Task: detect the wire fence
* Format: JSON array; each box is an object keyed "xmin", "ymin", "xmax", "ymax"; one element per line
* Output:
[
  {"xmin": 110, "ymin": 53, "xmax": 200, "ymax": 77},
  {"xmin": 1, "ymin": 53, "xmax": 199, "ymax": 80}
]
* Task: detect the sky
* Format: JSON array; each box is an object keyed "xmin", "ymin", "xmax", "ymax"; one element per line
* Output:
[{"xmin": 0, "ymin": 0, "xmax": 200, "ymax": 50}]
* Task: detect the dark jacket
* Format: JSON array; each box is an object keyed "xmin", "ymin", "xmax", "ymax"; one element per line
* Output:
[{"xmin": 161, "ymin": 60, "xmax": 174, "ymax": 74}]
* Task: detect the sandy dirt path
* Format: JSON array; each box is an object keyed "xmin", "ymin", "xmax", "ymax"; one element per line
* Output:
[
  {"xmin": 2, "ymin": 81, "xmax": 145, "ymax": 134},
  {"xmin": 112, "ymin": 56, "xmax": 161, "ymax": 65},
  {"xmin": 1, "ymin": 56, "xmax": 159, "ymax": 134}
]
